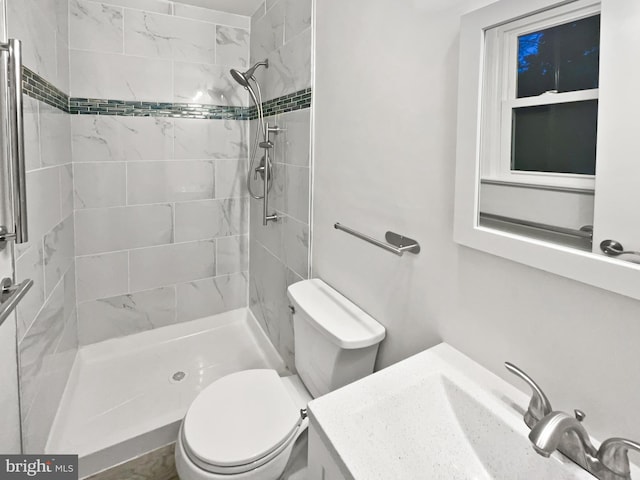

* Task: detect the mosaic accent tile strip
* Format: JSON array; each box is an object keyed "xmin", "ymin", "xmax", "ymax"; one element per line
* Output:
[
  {"xmin": 23, "ymin": 67, "xmax": 69, "ymax": 112},
  {"xmin": 247, "ymin": 88, "xmax": 312, "ymax": 119},
  {"xmin": 68, "ymin": 89, "xmax": 311, "ymax": 119},
  {"xmin": 21, "ymin": 66, "xmax": 311, "ymax": 120},
  {"xmin": 68, "ymin": 98, "xmax": 248, "ymax": 119}
]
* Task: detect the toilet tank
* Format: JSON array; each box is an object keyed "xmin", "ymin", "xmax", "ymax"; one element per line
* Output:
[{"xmin": 287, "ymin": 279, "xmax": 386, "ymax": 398}]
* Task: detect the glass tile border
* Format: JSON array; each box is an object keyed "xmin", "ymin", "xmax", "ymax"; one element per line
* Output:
[
  {"xmin": 68, "ymin": 98, "xmax": 248, "ymax": 119},
  {"xmin": 246, "ymin": 88, "xmax": 312, "ymax": 119},
  {"xmin": 22, "ymin": 66, "xmax": 311, "ymax": 120},
  {"xmin": 23, "ymin": 67, "xmax": 69, "ymax": 112}
]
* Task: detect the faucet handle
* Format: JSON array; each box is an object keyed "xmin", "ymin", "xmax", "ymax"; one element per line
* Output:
[
  {"xmin": 597, "ymin": 438, "xmax": 640, "ymax": 479},
  {"xmin": 505, "ymin": 362, "xmax": 553, "ymax": 429}
]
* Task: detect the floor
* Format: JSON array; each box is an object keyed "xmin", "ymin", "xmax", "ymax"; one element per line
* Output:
[
  {"xmin": 46, "ymin": 308, "xmax": 287, "ymax": 478},
  {"xmin": 85, "ymin": 433, "xmax": 307, "ymax": 480},
  {"xmin": 85, "ymin": 443, "xmax": 177, "ymax": 480}
]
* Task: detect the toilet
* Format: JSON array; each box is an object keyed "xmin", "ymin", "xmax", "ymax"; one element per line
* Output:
[{"xmin": 175, "ymin": 278, "xmax": 386, "ymax": 480}]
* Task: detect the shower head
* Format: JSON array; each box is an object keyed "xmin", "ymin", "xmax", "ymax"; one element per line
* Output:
[
  {"xmin": 229, "ymin": 59, "xmax": 269, "ymax": 88},
  {"xmin": 230, "ymin": 68, "xmax": 250, "ymax": 88}
]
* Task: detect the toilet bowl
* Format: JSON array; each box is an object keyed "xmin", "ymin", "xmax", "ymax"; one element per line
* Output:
[
  {"xmin": 175, "ymin": 370, "xmax": 310, "ymax": 480},
  {"xmin": 176, "ymin": 279, "xmax": 386, "ymax": 480}
]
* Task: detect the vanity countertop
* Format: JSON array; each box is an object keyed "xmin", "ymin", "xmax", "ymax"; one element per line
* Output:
[{"xmin": 307, "ymin": 343, "xmax": 621, "ymax": 480}]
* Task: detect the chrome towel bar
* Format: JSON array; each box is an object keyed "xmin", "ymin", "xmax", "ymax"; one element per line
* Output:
[
  {"xmin": 334, "ymin": 223, "xmax": 420, "ymax": 256},
  {"xmin": 0, "ymin": 278, "xmax": 33, "ymax": 327}
]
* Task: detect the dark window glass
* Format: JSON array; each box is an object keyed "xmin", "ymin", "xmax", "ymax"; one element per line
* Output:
[
  {"xmin": 517, "ymin": 15, "xmax": 600, "ymax": 98},
  {"xmin": 511, "ymin": 100, "xmax": 598, "ymax": 175}
]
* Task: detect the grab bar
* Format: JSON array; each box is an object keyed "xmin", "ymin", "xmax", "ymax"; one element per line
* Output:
[
  {"xmin": 334, "ymin": 223, "xmax": 420, "ymax": 256},
  {"xmin": 0, "ymin": 38, "xmax": 28, "ymax": 249},
  {"xmin": 0, "ymin": 278, "xmax": 33, "ymax": 327},
  {"xmin": 479, "ymin": 212, "xmax": 593, "ymax": 240}
]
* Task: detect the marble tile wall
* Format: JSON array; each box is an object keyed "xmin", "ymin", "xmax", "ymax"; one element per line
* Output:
[
  {"xmin": 250, "ymin": 0, "xmax": 312, "ymax": 102},
  {"xmin": 8, "ymin": 0, "xmax": 70, "ymax": 93},
  {"xmin": 70, "ymin": 1, "xmax": 252, "ymax": 345},
  {"xmin": 8, "ymin": 0, "xmax": 77, "ymax": 453},
  {"xmin": 69, "ymin": 0, "xmax": 250, "ymax": 106},
  {"xmin": 248, "ymin": 0, "xmax": 312, "ymax": 371}
]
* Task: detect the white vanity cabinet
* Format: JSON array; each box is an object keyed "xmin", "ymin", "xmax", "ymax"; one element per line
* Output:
[{"xmin": 307, "ymin": 425, "xmax": 348, "ymax": 480}]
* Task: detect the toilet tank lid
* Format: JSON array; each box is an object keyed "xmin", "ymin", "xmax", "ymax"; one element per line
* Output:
[{"xmin": 287, "ymin": 279, "xmax": 386, "ymax": 349}]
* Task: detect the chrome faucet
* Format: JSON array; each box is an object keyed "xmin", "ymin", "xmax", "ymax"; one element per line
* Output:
[
  {"xmin": 599, "ymin": 439, "xmax": 640, "ymax": 480},
  {"xmin": 529, "ymin": 410, "xmax": 597, "ymax": 468},
  {"xmin": 504, "ymin": 362, "xmax": 552, "ymax": 428},
  {"xmin": 506, "ymin": 362, "xmax": 640, "ymax": 480}
]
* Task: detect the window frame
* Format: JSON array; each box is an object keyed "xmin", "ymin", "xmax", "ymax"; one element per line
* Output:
[
  {"xmin": 454, "ymin": 0, "xmax": 640, "ymax": 303},
  {"xmin": 481, "ymin": 0, "xmax": 601, "ymax": 190}
]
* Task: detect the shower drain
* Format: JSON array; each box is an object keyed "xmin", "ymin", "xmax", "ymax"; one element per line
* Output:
[{"xmin": 169, "ymin": 371, "xmax": 188, "ymax": 383}]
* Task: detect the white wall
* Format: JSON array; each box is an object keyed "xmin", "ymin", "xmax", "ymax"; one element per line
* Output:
[{"xmin": 313, "ymin": 0, "xmax": 640, "ymax": 443}]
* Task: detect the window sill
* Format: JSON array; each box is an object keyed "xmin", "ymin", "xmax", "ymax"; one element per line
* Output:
[{"xmin": 480, "ymin": 178, "xmax": 595, "ymax": 195}]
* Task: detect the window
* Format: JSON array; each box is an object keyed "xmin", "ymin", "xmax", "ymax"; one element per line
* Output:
[
  {"xmin": 455, "ymin": 0, "xmax": 640, "ymax": 302},
  {"xmin": 481, "ymin": 1, "xmax": 601, "ymax": 189}
]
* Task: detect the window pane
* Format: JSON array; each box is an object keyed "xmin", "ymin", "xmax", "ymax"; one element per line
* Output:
[
  {"xmin": 517, "ymin": 15, "xmax": 600, "ymax": 98},
  {"xmin": 511, "ymin": 100, "xmax": 598, "ymax": 175}
]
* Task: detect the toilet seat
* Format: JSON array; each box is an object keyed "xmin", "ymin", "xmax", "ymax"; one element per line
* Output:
[{"xmin": 181, "ymin": 369, "xmax": 303, "ymax": 475}]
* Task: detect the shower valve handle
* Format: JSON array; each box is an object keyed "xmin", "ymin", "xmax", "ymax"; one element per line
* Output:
[{"xmin": 254, "ymin": 164, "xmax": 265, "ymax": 180}]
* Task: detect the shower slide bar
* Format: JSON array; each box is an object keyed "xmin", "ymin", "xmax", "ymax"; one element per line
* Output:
[
  {"xmin": 0, "ymin": 278, "xmax": 33, "ymax": 327},
  {"xmin": 0, "ymin": 38, "xmax": 28, "ymax": 249},
  {"xmin": 334, "ymin": 223, "xmax": 421, "ymax": 256},
  {"xmin": 262, "ymin": 122, "xmax": 279, "ymax": 225},
  {"xmin": 479, "ymin": 212, "xmax": 593, "ymax": 240}
]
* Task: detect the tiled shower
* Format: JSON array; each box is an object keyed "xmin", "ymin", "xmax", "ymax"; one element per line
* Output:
[
  {"xmin": 70, "ymin": 1, "xmax": 250, "ymax": 344},
  {"xmin": 249, "ymin": 1, "xmax": 312, "ymax": 372},
  {"xmin": 9, "ymin": 0, "xmax": 312, "ymax": 469}
]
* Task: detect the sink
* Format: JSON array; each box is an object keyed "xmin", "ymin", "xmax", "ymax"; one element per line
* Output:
[
  {"xmin": 359, "ymin": 374, "xmax": 593, "ymax": 479},
  {"xmin": 307, "ymin": 343, "xmax": 604, "ymax": 479}
]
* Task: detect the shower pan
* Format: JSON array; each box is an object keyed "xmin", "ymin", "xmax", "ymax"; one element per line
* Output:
[
  {"xmin": 47, "ymin": 310, "xmax": 287, "ymax": 477},
  {"xmin": 231, "ymin": 60, "xmax": 282, "ymax": 225}
]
